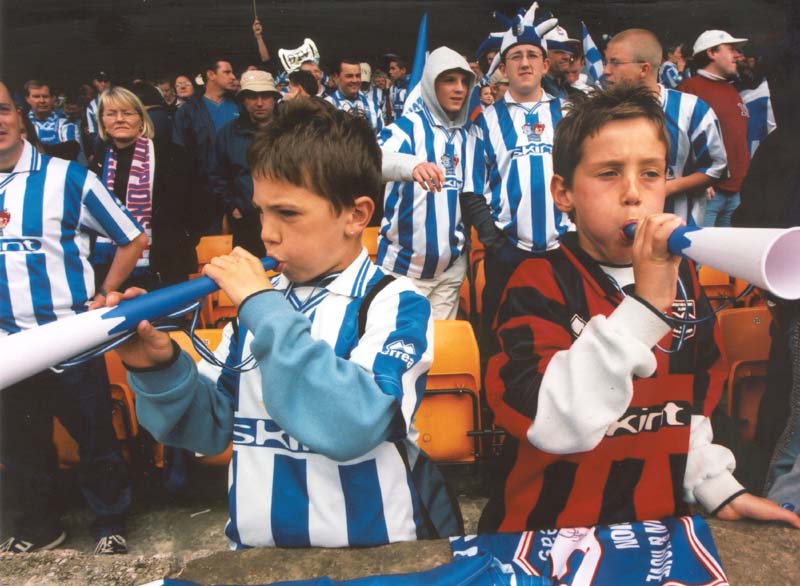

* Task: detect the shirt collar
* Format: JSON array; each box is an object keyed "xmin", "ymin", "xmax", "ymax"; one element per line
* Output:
[
  {"xmin": 503, "ymin": 88, "xmax": 555, "ymax": 107},
  {"xmin": 697, "ymin": 68, "xmax": 729, "ymax": 82},
  {"xmin": 658, "ymin": 84, "xmax": 668, "ymax": 106},
  {"xmin": 27, "ymin": 110, "xmax": 58, "ymax": 124},
  {"xmin": 0, "ymin": 140, "xmax": 41, "ymax": 177},
  {"xmin": 273, "ymin": 248, "xmax": 378, "ymax": 299},
  {"xmin": 334, "ymin": 89, "xmax": 363, "ymax": 104}
]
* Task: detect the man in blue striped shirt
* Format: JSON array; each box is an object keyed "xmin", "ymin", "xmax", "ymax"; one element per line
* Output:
[
  {"xmin": 0, "ymin": 82, "xmax": 147, "ymax": 555},
  {"xmin": 325, "ymin": 58, "xmax": 384, "ymax": 133},
  {"xmin": 379, "ymin": 46, "xmax": 485, "ymax": 319},
  {"xmin": 604, "ymin": 29, "xmax": 728, "ymax": 225}
]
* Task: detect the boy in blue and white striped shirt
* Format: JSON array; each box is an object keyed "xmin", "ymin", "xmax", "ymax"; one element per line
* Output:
[
  {"xmin": 379, "ymin": 46, "xmax": 485, "ymax": 319},
  {"xmin": 466, "ymin": 9, "xmax": 570, "ymax": 345},
  {"xmin": 112, "ymin": 98, "xmax": 458, "ymax": 549}
]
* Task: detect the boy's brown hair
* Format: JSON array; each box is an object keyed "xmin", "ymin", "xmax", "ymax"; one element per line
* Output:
[
  {"xmin": 553, "ymin": 85, "xmax": 669, "ymax": 188},
  {"xmin": 247, "ymin": 98, "xmax": 382, "ymax": 213}
]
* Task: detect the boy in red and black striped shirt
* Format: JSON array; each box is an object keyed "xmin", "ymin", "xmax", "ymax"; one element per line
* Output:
[{"xmin": 479, "ymin": 85, "xmax": 800, "ymax": 533}]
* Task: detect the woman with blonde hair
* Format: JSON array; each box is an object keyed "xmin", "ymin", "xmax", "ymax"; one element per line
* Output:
[{"xmin": 90, "ymin": 86, "xmax": 197, "ymax": 290}]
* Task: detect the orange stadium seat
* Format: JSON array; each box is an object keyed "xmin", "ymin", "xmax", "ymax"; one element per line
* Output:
[
  {"xmin": 414, "ymin": 320, "xmax": 482, "ymax": 463},
  {"xmin": 716, "ymin": 306, "xmax": 772, "ymax": 439},
  {"xmin": 698, "ymin": 265, "xmax": 736, "ymax": 309},
  {"xmin": 196, "ymin": 234, "xmax": 233, "ymax": 267},
  {"xmin": 362, "ymin": 226, "xmax": 379, "ymax": 262}
]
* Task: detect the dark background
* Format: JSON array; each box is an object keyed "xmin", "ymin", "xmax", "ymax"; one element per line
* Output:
[
  {"xmin": 1, "ymin": 0, "xmax": 798, "ymax": 123},
  {"xmin": 0, "ymin": 0, "xmax": 795, "ymax": 79}
]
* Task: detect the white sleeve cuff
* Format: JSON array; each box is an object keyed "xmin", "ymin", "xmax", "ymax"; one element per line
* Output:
[
  {"xmin": 605, "ymin": 296, "xmax": 671, "ymax": 350},
  {"xmin": 694, "ymin": 471, "xmax": 746, "ymax": 513}
]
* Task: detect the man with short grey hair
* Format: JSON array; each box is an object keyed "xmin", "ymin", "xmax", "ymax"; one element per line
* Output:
[{"xmin": 604, "ymin": 28, "xmax": 728, "ymax": 225}]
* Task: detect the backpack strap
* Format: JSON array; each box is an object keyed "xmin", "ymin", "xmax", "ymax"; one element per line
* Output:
[{"xmin": 357, "ymin": 274, "xmax": 395, "ymax": 338}]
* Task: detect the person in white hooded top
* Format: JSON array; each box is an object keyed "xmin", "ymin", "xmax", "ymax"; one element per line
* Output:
[{"xmin": 377, "ymin": 47, "xmax": 486, "ymax": 320}]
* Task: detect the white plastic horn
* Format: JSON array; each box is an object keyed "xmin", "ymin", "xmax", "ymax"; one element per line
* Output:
[
  {"xmin": 278, "ymin": 38, "xmax": 319, "ymax": 73},
  {"xmin": 667, "ymin": 226, "xmax": 800, "ymax": 300}
]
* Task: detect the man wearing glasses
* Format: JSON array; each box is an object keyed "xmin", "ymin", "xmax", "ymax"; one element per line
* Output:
[
  {"xmin": 603, "ymin": 29, "xmax": 728, "ymax": 226},
  {"xmin": 465, "ymin": 17, "xmax": 570, "ymax": 348}
]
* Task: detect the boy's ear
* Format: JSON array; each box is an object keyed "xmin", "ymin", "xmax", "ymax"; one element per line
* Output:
[
  {"xmin": 345, "ymin": 195, "xmax": 375, "ymax": 238},
  {"xmin": 551, "ymin": 174, "xmax": 574, "ymax": 214},
  {"xmin": 542, "ymin": 57, "xmax": 550, "ymax": 75}
]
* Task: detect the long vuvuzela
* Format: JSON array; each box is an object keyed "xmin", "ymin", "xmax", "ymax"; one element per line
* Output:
[{"xmin": 0, "ymin": 258, "xmax": 278, "ymax": 390}]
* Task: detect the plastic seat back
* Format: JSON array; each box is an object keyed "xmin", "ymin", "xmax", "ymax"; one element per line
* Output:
[
  {"xmin": 716, "ymin": 306, "xmax": 772, "ymax": 421},
  {"xmin": 196, "ymin": 235, "xmax": 233, "ymax": 266},
  {"xmin": 362, "ymin": 226, "xmax": 380, "ymax": 262},
  {"xmin": 414, "ymin": 320, "xmax": 482, "ymax": 463}
]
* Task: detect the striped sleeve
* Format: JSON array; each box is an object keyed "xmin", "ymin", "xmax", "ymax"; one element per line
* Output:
[
  {"xmin": 78, "ymin": 166, "xmax": 144, "ymax": 244},
  {"xmin": 85, "ymin": 99, "xmax": 98, "ymax": 135},
  {"xmin": 379, "ymin": 118, "xmax": 415, "ymax": 155},
  {"xmin": 686, "ymin": 97, "xmax": 727, "ymax": 179},
  {"xmin": 59, "ymin": 119, "xmax": 80, "ymax": 143},
  {"xmin": 474, "ymin": 112, "xmax": 497, "ymax": 207},
  {"xmin": 353, "ymin": 280, "xmax": 433, "ymax": 434}
]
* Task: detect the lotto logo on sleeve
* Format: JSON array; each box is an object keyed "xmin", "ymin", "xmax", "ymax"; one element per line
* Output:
[{"xmin": 380, "ymin": 340, "xmax": 417, "ymax": 370}]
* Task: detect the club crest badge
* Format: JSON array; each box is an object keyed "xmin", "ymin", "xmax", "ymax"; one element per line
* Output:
[
  {"xmin": 440, "ymin": 152, "xmax": 460, "ymax": 176},
  {"xmin": 522, "ymin": 122, "xmax": 545, "ymax": 142}
]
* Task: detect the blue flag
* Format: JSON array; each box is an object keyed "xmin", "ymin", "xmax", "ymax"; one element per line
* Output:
[
  {"xmin": 581, "ymin": 21, "xmax": 604, "ymax": 86},
  {"xmin": 402, "ymin": 12, "xmax": 428, "ymax": 116}
]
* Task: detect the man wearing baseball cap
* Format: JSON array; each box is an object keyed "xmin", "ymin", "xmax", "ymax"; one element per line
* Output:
[
  {"xmin": 679, "ymin": 30, "xmax": 749, "ymax": 227},
  {"xmin": 542, "ymin": 25, "xmax": 580, "ymax": 99},
  {"xmin": 209, "ymin": 70, "xmax": 281, "ymax": 256}
]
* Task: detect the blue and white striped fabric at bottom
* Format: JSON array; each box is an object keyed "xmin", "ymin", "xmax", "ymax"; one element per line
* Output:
[{"xmin": 138, "ymin": 516, "xmax": 728, "ymax": 586}]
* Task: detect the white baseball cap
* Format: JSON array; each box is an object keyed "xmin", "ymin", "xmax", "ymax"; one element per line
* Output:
[{"xmin": 692, "ymin": 30, "xmax": 748, "ymax": 56}]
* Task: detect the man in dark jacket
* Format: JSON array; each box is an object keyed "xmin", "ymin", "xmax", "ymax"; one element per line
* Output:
[
  {"xmin": 209, "ymin": 70, "xmax": 281, "ymax": 256},
  {"xmin": 173, "ymin": 58, "xmax": 238, "ymax": 235}
]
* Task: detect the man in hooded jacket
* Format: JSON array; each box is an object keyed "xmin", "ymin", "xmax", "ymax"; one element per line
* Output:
[{"xmin": 377, "ymin": 47, "xmax": 486, "ymax": 320}]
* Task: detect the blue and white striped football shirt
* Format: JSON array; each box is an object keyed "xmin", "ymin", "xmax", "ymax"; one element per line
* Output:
[
  {"xmin": 659, "ymin": 85, "xmax": 728, "ymax": 222},
  {"xmin": 0, "ymin": 140, "xmax": 143, "ymax": 334},
  {"xmin": 325, "ymin": 89, "xmax": 384, "ymax": 133},
  {"xmin": 28, "ymin": 111, "xmax": 79, "ymax": 146},
  {"xmin": 740, "ymin": 80, "xmax": 776, "ymax": 156},
  {"xmin": 368, "ymin": 85, "xmax": 386, "ymax": 116},
  {"xmin": 659, "ymin": 62, "xmax": 683, "ymax": 89},
  {"xmin": 378, "ymin": 109, "xmax": 485, "ymax": 279},
  {"xmin": 194, "ymin": 250, "xmax": 434, "ymax": 548},
  {"xmin": 476, "ymin": 91, "xmax": 571, "ymax": 252},
  {"xmin": 86, "ymin": 96, "xmax": 99, "ymax": 136},
  {"xmin": 390, "ymin": 80, "xmax": 409, "ymax": 120}
]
